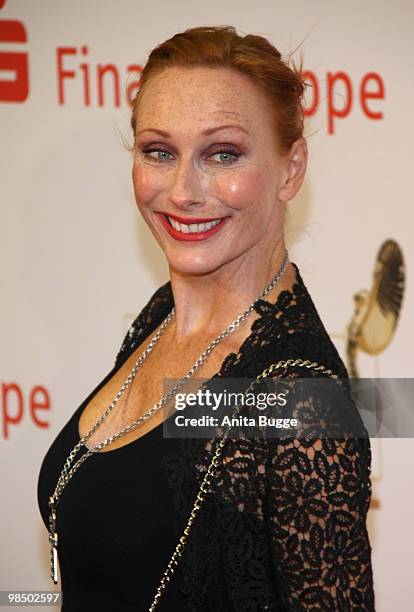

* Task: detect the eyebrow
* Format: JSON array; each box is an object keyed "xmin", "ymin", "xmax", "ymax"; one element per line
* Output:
[{"xmin": 136, "ymin": 124, "xmax": 250, "ymax": 137}]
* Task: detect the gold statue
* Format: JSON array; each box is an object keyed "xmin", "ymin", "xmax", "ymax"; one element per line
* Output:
[{"xmin": 346, "ymin": 239, "xmax": 405, "ymax": 378}]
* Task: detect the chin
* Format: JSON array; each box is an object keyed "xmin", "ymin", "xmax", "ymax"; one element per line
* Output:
[{"xmin": 165, "ymin": 250, "xmax": 229, "ymax": 277}]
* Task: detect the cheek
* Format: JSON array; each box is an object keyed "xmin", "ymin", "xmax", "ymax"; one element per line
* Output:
[
  {"xmin": 215, "ymin": 168, "xmax": 268, "ymax": 213},
  {"xmin": 132, "ymin": 163, "xmax": 161, "ymax": 211}
]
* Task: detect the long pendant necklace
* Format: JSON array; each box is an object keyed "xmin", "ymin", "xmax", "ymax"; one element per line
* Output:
[{"xmin": 48, "ymin": 251, "xmax": 289, "ymax": 585}]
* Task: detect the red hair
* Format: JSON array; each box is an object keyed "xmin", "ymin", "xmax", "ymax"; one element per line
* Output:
[{"xmin": 130, "ymin": 25, "xmax": 307, "ymax": 155}]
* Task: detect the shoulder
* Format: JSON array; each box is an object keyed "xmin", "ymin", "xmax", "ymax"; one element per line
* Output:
[
  {"xmin": 251, "ymin": 262, "xmax": 350, "ymax": 381},
  {"xmin": 114, "ymin": 280, "xmax": 173, "ymax": 368}
]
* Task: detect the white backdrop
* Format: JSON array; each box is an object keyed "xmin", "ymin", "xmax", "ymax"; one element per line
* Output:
[{"xmin": 1, "ymin": 0, "xmax": 413, "ymax": 610}]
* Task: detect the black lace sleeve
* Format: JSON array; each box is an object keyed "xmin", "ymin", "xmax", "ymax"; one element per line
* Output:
[
  {"xmin": 260, "ymin": 366, "xmax": 375, "ymax": 610},
  {"xmin": 203, "ymin": 365, "xmax": 375, "ymax": 611}
]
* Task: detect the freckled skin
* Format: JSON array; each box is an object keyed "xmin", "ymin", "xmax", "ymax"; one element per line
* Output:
[
  {"xmin": 131, "ymin": 66, "xmax": 307, "ymax": 337},
  {"xmin": 77, "ymin": 67, "xmax": 309, "ymax": 452}
]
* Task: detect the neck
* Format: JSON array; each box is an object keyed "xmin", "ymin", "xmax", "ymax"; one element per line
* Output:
[{"xmin": 168, "ymin": 239, "xmax": 294, "ymax": 342}]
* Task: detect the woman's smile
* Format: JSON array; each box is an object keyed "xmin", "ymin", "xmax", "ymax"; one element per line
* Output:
[
  {"xmin": 156, "ymin": 211, "xmax": 231, "ymax": 241},
  {"xmin": 131, "ymin": 65, "xmax": 300, "ymax": 275}
]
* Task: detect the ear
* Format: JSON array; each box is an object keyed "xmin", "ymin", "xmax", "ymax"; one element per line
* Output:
[{"xmin": 278, "ymin": 137, "xmax": 308, "ymax": 203}]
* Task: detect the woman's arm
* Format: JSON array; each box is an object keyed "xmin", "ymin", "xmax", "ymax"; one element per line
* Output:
[{"xmin": 263, "ymin": 371, "xmax": 375, "ymax": 611}]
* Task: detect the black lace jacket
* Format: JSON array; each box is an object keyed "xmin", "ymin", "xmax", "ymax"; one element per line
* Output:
[{"xmin": 114, "ymin": 262, "xmax": 375, "ymax": 611}]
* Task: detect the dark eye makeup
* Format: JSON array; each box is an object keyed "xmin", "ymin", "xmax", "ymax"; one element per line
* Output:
[{"xmin": 137, "ymin": 142, "xmax": 244, "ymax": 165}]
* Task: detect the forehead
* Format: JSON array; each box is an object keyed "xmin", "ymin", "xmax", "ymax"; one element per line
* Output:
[{"xmin": 135, "ymin": 66, "xmax": 272, "ymax": 132}]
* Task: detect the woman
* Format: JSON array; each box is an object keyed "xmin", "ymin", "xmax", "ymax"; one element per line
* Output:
[{"xmin": 37, "ymin": 25, "xmax": 375, "ymax": 611}]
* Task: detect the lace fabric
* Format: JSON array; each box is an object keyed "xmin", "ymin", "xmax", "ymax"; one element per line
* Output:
[{"xmin": 114, "ymin": 263, "xmax": 375, "ymax": 611}]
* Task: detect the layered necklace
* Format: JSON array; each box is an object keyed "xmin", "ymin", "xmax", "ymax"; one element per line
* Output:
[{"xmin": 48, "ymin": 251, "xmax": 290, "ymax": 585}]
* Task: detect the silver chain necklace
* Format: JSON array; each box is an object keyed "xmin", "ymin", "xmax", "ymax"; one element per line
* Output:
[{"xmin": 47, "ymin": 251, "xmax": 289, "ymax": 586}]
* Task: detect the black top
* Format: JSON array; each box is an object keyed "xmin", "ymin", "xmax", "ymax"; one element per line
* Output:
[
  {"xmin": 37, "ymin": 364, "xmax": 188, "ymax": 610},
  {"xmin": 37, "ymin": 262, "xmax": 376, "ymax": 611}
]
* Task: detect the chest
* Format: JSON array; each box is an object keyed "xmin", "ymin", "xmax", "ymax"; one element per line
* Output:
[{"xmin": 77, "ymin": 326, "xmax": 245, "ymax": 452}]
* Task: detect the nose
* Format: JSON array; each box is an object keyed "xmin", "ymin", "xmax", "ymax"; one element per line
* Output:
[{"xmin": 167, "ymin": 155, "xmax": 204, "ymax": 211}]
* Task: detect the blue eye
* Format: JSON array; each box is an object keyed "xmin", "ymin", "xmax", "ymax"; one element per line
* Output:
[
  {"xmin": 143, "ymin": 149, "xmax": 172, "ymax": 162},
  {"xmin": 210, "ymin": 150, "xmax": 241, "ymax": 164}
]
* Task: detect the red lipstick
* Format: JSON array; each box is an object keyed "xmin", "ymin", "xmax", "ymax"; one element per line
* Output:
[{"xmin": 156, "ymin": 212, "xmax": 229, "ymax": 242}]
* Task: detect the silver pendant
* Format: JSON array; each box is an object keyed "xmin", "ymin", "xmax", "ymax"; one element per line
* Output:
[
  {"xmin": 49, "ymin": 531, "xmax": 58, "ymax": 584},
  {"xmin": 48, "ymin": 496, "xmax": 59, "ymax": 584}
]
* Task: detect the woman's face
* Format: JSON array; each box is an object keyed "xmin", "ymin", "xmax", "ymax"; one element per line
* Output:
[{"xmin": 132, "ymin": 66, "xmax": 306, "ymax": 276}]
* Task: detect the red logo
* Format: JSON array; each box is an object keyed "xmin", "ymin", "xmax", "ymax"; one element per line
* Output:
[
  {"xmin": 303, "ymin": 69, "xmax": 385, "ymax": 134},
  {"xmin": 0, "ymin": 0, "xmax": 29, "ymax": 102}
]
